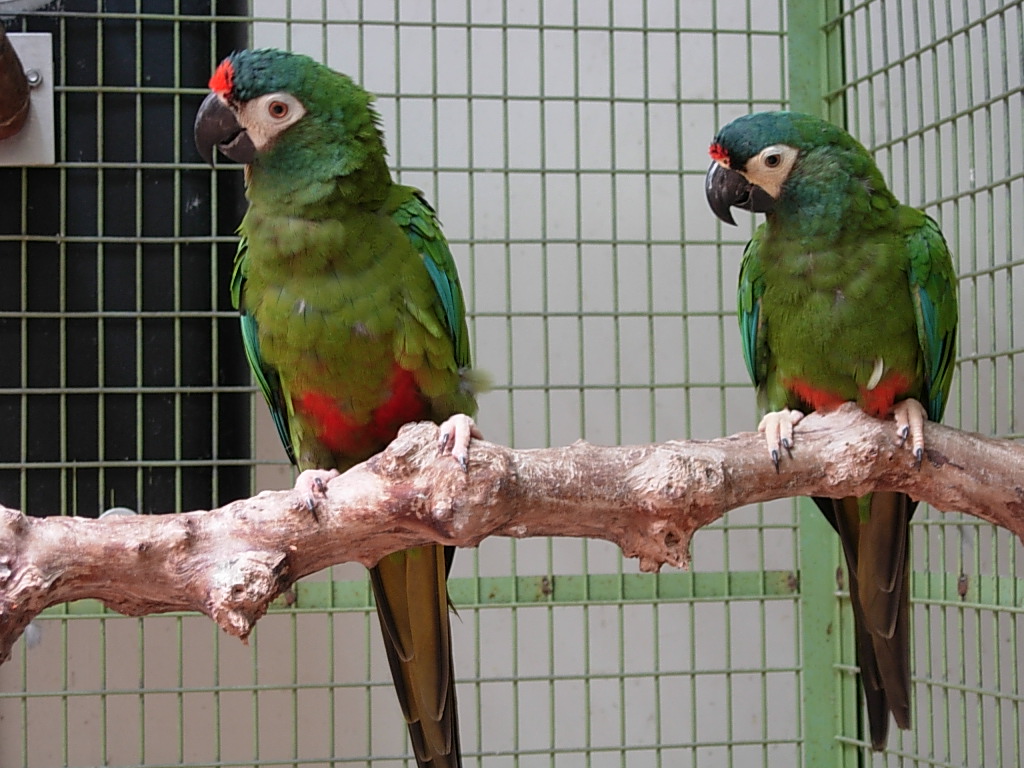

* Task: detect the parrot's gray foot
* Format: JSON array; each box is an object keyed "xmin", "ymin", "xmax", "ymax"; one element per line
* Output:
[
  {"xmin": 294, "ymin": 468, "xmax": 340, "ymax": 520},
  {"xmin": 893, "ymin": 398, "xmax": 927, "ymax": 468},
  {"xmin": 438, "ymin": 413, "xmax": 482, "ymax": 472},
  {"xmin": 758, "ymin": 408, "xmax": 805, "ymax": 471}
]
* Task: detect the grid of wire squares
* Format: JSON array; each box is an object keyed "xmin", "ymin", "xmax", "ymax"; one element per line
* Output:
[{"xmin": 0, "ymin": 1, "xmax": 1021, "ymax": 767}]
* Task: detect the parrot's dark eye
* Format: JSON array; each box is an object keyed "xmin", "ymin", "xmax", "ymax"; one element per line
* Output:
[
  {"xmin": 268, "ymin": 100, "xmax": 289, "ymax": 118},
  {"xmin": 763, "ymin": 152, "xmax": 782, "ymax": 168}
]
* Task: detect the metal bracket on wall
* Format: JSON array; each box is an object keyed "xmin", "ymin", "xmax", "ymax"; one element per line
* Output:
[{"xmin": 0, "ymin": 32, "xmax": 54, "ymax": 166}]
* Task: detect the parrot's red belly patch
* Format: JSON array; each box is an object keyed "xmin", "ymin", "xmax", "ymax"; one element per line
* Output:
[
  {"xmin": 295, "ymin": 367, "xmax": 428, "ymax": 456},
  {"xmin": 859, "ymin": 372, "xmax": 912, "ymax": 418},
  {"xmin": 785, "ymin": 379, "xmax": 848, "ymax": 413},
  {"xmin": 786, "ymin": 372, "xmax": 912, "ymax": 418}
]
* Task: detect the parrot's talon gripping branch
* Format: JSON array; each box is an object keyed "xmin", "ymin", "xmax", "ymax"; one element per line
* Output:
[
  {"xmin": 437, "ymin": 413, "xmax": 482, "ymax": 473},
  {"xmin": 1, "ymin": 410, "xmax": 1022, "ymax": 666},
  {"xmin": 293, "ymin": 469, "xmax": 340, "ymax": 523},
  {"xmin": 304, "ymin": 497, "xmax": 319, "ymax": 523},
  {"xmin": 758, "ymin": 408, "xmax": 804, "ymax": 470},
  {"xmin": 893, "ymin": 398, "xmax": 928, "ymax": 464}
]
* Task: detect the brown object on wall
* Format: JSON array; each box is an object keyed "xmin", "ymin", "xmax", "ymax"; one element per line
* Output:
[{"xmin": 0, "ymin": 27, "xmax": 30, "ymax": 141}]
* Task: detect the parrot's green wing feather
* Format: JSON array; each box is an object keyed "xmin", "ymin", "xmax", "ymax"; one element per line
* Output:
[
  {"xmin": 905, "ymin": 210, "xmax": 958, "ymax": 421},
  {"xmin": 384, "ymin": 187, "xmax": 467, "ymax": 767},
  {"xmin": 737, "ymin": 226, "xmax": 768, "ymax": 389},
  {"xmin": 231, "ymin": 237, "xmax": 296, "ymax": 464},
  {"xmin": 392, "ymin": 189, "xmax": 471, "ymax": 369}
]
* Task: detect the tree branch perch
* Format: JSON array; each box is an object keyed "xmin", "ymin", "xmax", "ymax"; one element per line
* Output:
[{"xmin": 1, "ymin": 402, "xmax": 1022, "ymax": 664}]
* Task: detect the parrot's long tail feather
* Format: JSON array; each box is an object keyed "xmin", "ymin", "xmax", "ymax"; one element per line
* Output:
[
  {"xmin": 370, "ymin": 544, "xmax": 462, "ymax": 768},
  {"xmin": 816, "ymin": 493, "xmax": 912, "ymax": 751}
]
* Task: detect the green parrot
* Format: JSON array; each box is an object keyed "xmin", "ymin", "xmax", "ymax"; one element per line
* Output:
[
  {"xmin": 194, "ymin": 49, "xmax": 482, "ymax": 767},
  {"xmin": 705, "ymin": 111, "xmax": 957, "ymax": 750}
]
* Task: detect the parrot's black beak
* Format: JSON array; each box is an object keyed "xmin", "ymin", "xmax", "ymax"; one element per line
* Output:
[
  {"xmin": 194, "ymin": 92, "xmax": 256, "ymax": 165},
  {"xmin": 705, "ymin": 162, "xmax": 775, "ymax": 226}
]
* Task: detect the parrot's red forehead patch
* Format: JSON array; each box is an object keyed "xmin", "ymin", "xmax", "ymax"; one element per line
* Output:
[
  {"xmin": 209, "ymin": 60, "xmax": 234, "ymax": 96},
  {"xmin": 708, "ymin": 142, "xmax": 730, "ymax": 165}
]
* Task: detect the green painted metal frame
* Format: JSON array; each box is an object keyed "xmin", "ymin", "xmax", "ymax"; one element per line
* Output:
[
  {"xmin": 34, "ymin": 571, "xmax": 1024, "ymax": 620},
  {"xmin": 786, "ymin": 2, "xmax": 849, "ymax": 766}
]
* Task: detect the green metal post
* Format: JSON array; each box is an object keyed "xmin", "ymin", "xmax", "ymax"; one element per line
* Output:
[
  {"xmin": 785, "ymin": 2, "xmax": 849, "ymax": 767},
  {"xmin": 795, "ymin": 501, "xmax": 844, "ymax": 768},
  {"xmin": 787, "ymin": 0, "xmax": 846, "ymax": 125}
]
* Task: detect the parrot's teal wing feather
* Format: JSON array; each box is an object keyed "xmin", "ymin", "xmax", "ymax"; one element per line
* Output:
[
  {"xmin": 380, "ymin": 186, "xmax": 468, "ymax": 767},
  {"xmin": 737, "ymin": 226, "xmax": 768, "ymax": 388},
  {"xmin": 905, "ymin": 211, "xmax": 958, "ymax": 421},
  {"xmin": 231, "ymin": 236, "xmax": 296, "ymax": 464},
  {"xmin": 393, "ymin": 188, "xmax": 471, "ymax": 369}
]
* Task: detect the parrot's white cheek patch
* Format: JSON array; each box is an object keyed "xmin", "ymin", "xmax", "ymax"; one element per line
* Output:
[
  {"xmin": 742, "ymin": 144, "xmax": 799, "ymax": 199},
  {"xmin": 238, "ymin": 92, "xmax": 307, "ymax": 151}
]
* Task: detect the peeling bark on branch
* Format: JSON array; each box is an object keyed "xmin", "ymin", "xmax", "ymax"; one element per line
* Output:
[{"xmin": 1, "ymin": 403, "xmax": 1022, "ymax": 664}]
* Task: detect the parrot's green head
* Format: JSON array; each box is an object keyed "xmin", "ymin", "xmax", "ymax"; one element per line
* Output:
[
  {"xmin": 194, "ymin": 49, "xmax": 387, "ymax": 191},
  {"xmin": 705, "ymin": 111, "xmax": 891, "ymax": 227}
]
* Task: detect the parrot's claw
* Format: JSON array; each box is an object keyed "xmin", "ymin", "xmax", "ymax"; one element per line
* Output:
[
  {"xmin": 758, "ymin": 408, "xmax": 804, "ymax": 470},
  {"xmin": 892, "ymin": 398, "xmax": 927, "ymax": 468},
  {"xmin": 293, "ymin": 468, "xmax": 340, "ymax": 520},
  {"xmin": 897, "ymin": 423, "xmax": 911, "ymax": 447},
  {"xmin": 437, "ymin": 413, "xmax": 482, "ymax": 472}
]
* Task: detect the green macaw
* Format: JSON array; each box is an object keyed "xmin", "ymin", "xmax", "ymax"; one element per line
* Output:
[
  {"xmin": 194, "ymin": 49, "xmax": 481, "ymax": 768},
  {"xmin": 705, "ymin": 111, "xmax": 957, "ymax": 750}
]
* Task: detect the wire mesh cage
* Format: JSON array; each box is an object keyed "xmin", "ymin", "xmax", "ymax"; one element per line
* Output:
[
  {"xmin": 0, "ymin": 1, "xmax": 253, "ymax": 518},
  {"xmin": 831, "ymin": 1, "xmax": 1024, "ymax": 764},
  {"xmin": 0, "ymin": 1, "xmax": 1021, "ymax": 767}
]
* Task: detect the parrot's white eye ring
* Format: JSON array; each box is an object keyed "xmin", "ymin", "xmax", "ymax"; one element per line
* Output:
[
  {"xmin": 240, "ymin": 93, "xmax": 306, "ymax": 151},
  {"xmin": 739, "ymin": 144, "xmax": 796, "ymax": 199}
]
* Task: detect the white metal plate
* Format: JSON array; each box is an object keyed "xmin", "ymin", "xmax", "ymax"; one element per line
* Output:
[{"xmin": 0, "ymin": 32, "xmax": 54, "ymax": 166}]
